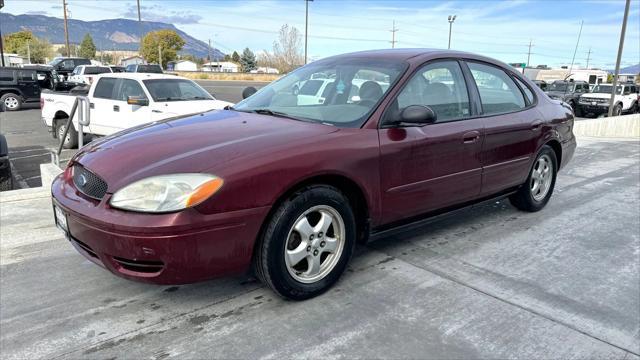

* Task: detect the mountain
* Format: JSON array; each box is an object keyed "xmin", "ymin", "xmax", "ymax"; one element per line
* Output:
[{"xmin": 0, "ymin": 13, "xmax": 224, "ymax": 59}]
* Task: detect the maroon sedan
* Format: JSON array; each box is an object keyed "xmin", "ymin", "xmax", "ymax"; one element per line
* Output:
[{"xmin": 52, "ymin": 49, "xmax": 576, "ymax": 300}]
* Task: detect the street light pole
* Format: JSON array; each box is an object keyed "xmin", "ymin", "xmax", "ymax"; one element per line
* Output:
[
  {"xmin": 447, "ymin": 15, "xmax": 456, "ymax": 50},
  {"xmin": 304, "ymin": 0, "xmax": 313, "ymax": 64},
  {"xmin": 63, "ymin": 0, "xmax": 70, "ymax": 57},
  {"xmin": 608, "ymin": 0, "xmax": 630, "ymax": 117}
]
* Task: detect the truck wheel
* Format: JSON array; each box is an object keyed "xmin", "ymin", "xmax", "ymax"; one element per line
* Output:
[
  {"xmin": 0, "ymin": 165, "xmax": 12, "ymax": 191},
  {"xmin": 56, "ymin": 120, "xmax": 78, "ymax": 149},
  {"xmin": 612, "ymin": 103, "xmax": 623, "ymax": 117},
  {"xmin": 509, "ymin": 145, "xmax": 557, "ymax": 212},
  {"xmin": 1, "ymin": 93, "xmax": 21, "ymax": 111},
  {"xmin": 254, "ymin": 185, "xmax": 356, "ymax": 300}
]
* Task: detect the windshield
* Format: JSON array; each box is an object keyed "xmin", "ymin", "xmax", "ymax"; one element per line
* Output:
[
  {"xmin": 548, "ymin": 82, "xmax": 572, "ymax": 92},
  {"xmin": 233, "ymin": 57, "xmax": 408, "ymax": 128},
  {"xmin": 143, "ymin": 79, "xmax": 214, "ymax": 102},
  {"xmin": 137, "ymin": 65, "xmax": 163, "ymax": 73},
  {"xmin": 47, "ymin": 58, "xmax": 62, "ymax": 66},
  {"xmin": 592, "ymin": 85, "xmax": 623, "ymax": 94},
  {"xmin": 85, "ymin": 66, "xmax": 111, "ymax": 75}
]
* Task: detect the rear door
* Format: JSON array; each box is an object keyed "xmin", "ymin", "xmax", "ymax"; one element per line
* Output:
[
  {"xmin": 18, "ymin": 70, "xmax": 40, "ymax": 101},
  {"xmin": 378, "ymin": 60, "xmax": 484, "ymax": 223},
  {"xmin": 464, "ymin": 61, "xmax": 541, "ymax": 196}
]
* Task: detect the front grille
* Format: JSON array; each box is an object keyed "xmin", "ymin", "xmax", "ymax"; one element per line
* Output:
[
  {"xmin": 73, "ymin": 165, "xmax": 108, "ymax": 200},
  {"xmin": 113, "ymin": 256, "xmax": 164, "ymax": 274},
  {"xmin": 580, "ymin": 97, "xmax": 608, "ymax": 104}
]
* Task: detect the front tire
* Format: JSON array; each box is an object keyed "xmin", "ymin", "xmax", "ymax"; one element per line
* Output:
[
  {"xmin": 612, "ymin": 103, "xmax": 623, "ymax": 116},
  {"xmin": 1, "ymin": 93, "xmax": 21, "ymax": 111},
  {"xmin": 509, "ymin": 145, "xmax": 557, "ymax": 212},
  {"xmin": 56, "ymin": 120, "xmax": 78, "ymax": 149},
  {"xmin": 254, "ymin": 185, "xmax": 356, "ymax": 300}
]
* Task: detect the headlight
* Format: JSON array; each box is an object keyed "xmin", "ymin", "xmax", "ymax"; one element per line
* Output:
[{"xmin": 110, "ymin": 174, "xmax": 223, "ymax": 213}]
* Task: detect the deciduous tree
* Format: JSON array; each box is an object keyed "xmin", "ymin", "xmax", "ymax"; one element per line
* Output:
[{"xmin": 140, "ymin": 29, "xmax": 185, "ymax": 68}]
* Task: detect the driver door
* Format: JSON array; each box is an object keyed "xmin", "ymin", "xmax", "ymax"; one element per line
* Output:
[{"xmin": 378, "ymin": 60, "xmax": 484, "ymax": 223}]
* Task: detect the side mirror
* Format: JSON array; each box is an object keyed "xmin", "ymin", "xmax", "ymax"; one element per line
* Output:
[
  {"xmin": 397, "ymin": 105, "xmax": 437, "ymax": 126},
  {"xmin": 127, "ymin": 96, "xmax": 149, "ymax": 106},
  {"xmin": 242, "ymin": 86, "xmax": 257, "ymax": 99}
]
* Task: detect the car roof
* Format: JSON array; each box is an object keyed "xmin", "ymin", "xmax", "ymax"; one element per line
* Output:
[
  {"xmin": 322, "ymin": 48, "xmax": 492, "ymax": 61},
  {"xmin": 93, "ymin": 72, "xmax": 181, "ymax": 81}
]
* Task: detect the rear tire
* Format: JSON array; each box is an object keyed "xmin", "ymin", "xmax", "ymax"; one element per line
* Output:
[
  {"xmin": 0, "ymin": 166, "xmax": 12, "ymax": 191},
  {"xmin": 56, "ymin": 120, "xmax": 78, "ymax": 149},
  {"xmin": 509, "ymin": 145, "xmax": 557, "ymax": 212},
  {"xmin": 1, "ymin": 93, "xmax": 21, "ymax": 111},
  {"xmin": 254, "ymin": 185, "xmax": 356, "ymax": 300},
  {"xmin": 612, "ymin": 103, "xmax": 623, "ymax": 116}
]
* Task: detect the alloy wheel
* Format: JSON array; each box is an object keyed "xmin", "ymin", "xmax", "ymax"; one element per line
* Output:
[
  {"xmin": 284, "ymin": 205, "xmax": 345, "ymax": 284},
  {"xmin": 530, "ymin": 154, "xmax": 553, "ymax": 201},
  {"xmin": 4, "ymin": 97, "xmax": 18, "ymax": 109}
]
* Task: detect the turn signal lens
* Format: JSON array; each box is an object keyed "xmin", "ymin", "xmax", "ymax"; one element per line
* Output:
[{"xmin": 186, "ymin": 178, "xmax": 224, "ymax": 207}]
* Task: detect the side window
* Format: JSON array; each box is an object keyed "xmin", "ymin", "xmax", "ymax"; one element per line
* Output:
[
  {"xmin": 395, "ymin": 60, "xmax": 470, "ymax": 122},
  {"xmin": 19, "ymin": 71, "xmax": 36, "ymax": 82},
  {"xmin": 61, "ymin": 60, "xmax": 75, "ymax": 71},
  {"xmin": 0, "ymin": 70, "xmax": 15, "ymax": 82},
  {"xmin": 467, "ymin": 62, "xmax": 526, "ymax": 115},
  {"xmin": 514, "ymin": 77, "xmax": 535, "ymax": 104},
  {"xmin": 116, "ymin": 79, "xmax": 146, "ymax": 101},
  {"xmin": 93, "ymin": 77, "xmax": 118, "ymax": 99}
]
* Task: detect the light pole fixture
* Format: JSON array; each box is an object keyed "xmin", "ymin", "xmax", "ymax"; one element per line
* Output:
[
  {"xmin": 447, "ymin": 15, "xmax": 456, "ymax": 50},
  {"xmin": 305, "ymin": 0, "xmax": 313, "ymax": 65}
]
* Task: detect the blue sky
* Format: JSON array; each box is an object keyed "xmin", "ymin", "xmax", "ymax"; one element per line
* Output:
[{"xmin": 4, "ymin": 0, "xmax": 639, "ymax": 69}]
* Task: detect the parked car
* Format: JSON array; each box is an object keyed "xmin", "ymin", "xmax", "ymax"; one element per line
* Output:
[
  {"xmin": 0, "ymin": 66, "xmax": 62, "ymax": 111},
  {"xmin": 51, "ymin": 49, "xmax": 576, "ymax": 300},
  {"xmin": 109, "ymin": 66, "xmax": 126, "ymax": 73},
  {"xmin": 41, "ymin": 73, "xmax": 232, "ymax": 148},
  {"xmin": 125, "ymin": 64, "xmax": 163, "ymax": 74},
  {"xmin": 578, "ymin": 83, "xmax": 639, "ymax": 117},
  {"xmin": 47, "ymin": 57, "xmax": 92, "ymax": 80},
  {"xmin": 68, "ymin": 65, "xmax": 112, "ymax": 85},
  {"xmin": 532, "ymin": 80, "xmax": 547, "ymax": 91},
  {"xmin": 544, "ymin": 80, "xmax": 590, "ymax": 116}
]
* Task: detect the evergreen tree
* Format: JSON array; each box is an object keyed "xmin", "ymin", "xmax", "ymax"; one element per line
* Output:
[
  {"xmin": 231, "ymin": 50, "xmax": 241, "ymax": 63},
  {"xmin": 78, "ymin": 33, "xmax": 97, "ymax": 59},
  {"xmin": 240, "ymin": 48, "xmax": 256, "ymax": 72}
]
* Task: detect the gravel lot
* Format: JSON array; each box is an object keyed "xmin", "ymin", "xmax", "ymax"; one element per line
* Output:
[{"xmin": 0, "ymin": 136, "xmax": 638, "ymax": 359}]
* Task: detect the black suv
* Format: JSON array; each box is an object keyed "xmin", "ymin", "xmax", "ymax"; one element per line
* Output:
[
  {"xmin": 0, "ymin": 67, "xmax": 46, "ymax": 111},
  {"xmin": 545, "ymin": 80, "xmax": 590, "ymax": 116},
  {"xmin": 47, "ymin": 57, "xmax": 91, "ymax": 80}
]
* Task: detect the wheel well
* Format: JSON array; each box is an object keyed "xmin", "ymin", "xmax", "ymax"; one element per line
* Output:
[
  {"xmin": 52, "ymin": 111, "xmax": 70, "ymax": 137},
  {"xmin": 545, "ymin": 139, "xmax": 562, "ymax": 167},
  {"xmin": 0, "ymin": 90, "xmax": 21, "ymax": 98},
  {"xmin": 260, "ymin": 174, "xmax": 371, "ymax": 247}
]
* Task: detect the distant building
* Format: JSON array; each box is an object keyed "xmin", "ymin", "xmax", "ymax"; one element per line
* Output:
[
  {"xmin": 167, "ymin": 60, "xmax": 198, "ymax": 71},
  {"xmin": 202, "ymin": 61, "xmax": 239, "ymax": 73},
  {"xmin": 524, "ymin": 68, "xmax": 608, "ymax": 85},
  {"xmin": 1, "ymin": 53, "xmax": 26, "ymax": 67},
  {"xmin": 120, "ymin": 56, "xmax": 145, "ymax": 67},
  {"xmin": 250, "ymin": 66, "xmax": 280, "ymax": 74},
  {"xmin": 616, "ymin": 73, "xmax": 638, "ymax": 83}
]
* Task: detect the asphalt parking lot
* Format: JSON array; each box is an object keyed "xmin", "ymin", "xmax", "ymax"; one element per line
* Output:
[
  {"xmin": 0, "ymin": 80, "xmax": 265, "ymax": 189},
  {"xmin": 1, "ymin": 136, "xmax": 638, "ymax": 359}
]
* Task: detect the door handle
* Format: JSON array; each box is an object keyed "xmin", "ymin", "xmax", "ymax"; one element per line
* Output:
[
  {"xmin": 89, "ymin": 103, "xmax": 94, "ymax": 109},
  {"xmin": 113, "ymin": 105, "xmax": 119, "ymax": 112},
  {"xmin": 462, "ymin": 131, "xmax": 480, "ymax": 143},
  {"xmin": 531, "ymin": 121, "xmax": 543, "ymax": 131}
]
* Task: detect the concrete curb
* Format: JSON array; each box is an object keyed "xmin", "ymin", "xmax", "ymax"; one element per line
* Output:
[
  {"xmin": 40, "ymin": 163, "xmax": 63, "ymax": 189},
  {"xmin": 574, "ymin": 114, "xmax": 640, "ymax": 138}
]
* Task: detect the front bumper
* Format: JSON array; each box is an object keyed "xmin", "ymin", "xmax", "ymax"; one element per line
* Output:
[
  {"xmin": 578, "ymin": 103, "xmax": 608, "ymax": 114},
  {"xmin": 51, "ymin": 168, "xmax": 270, "ymax": 285}
]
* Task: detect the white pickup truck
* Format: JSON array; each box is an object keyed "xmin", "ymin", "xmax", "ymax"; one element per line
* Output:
[
  {"xmin": 41, "ymin": 73, "xmax": 233, "ymax": 148},
  {"xmin": 67, "ymin": 65, "xmax": 112, "ymax": 85},
  {"xmin": 578, "ymin": 83, "xmax": 639, "ymax": 117}
]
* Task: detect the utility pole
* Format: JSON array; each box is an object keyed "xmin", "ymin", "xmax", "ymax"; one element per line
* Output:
[
  {"xmin": 568, "ymin": 20, "xmax": 583, "ymax": 79},
  {"xmin": 62, "ymin": 0, "xmax": 70, "ymax": 57},
  {"xmin": 26, "ymin": 40, "xmax": 31, "ymax": 63},
  {"xmin": 158, "ymin": 44, "xmax": 162, "ymax": 69},
  {"xmin": 208, "ymin": 39, "xmax": 212, "ymax": 64},
  {"xmin": 0, "ymin": 0, "xmax": 5, "ymax": 67},
  {"xmin": 585, "ymin": 47, "xmax": 592, "ymax": 69},
  {"xmin": 608, "ymin": 0, "xmax": 630, "ymax": 117},
  {"xmin": 390, "ymin": 20, "xmax": 398, "ymax": 49},
  {"xmin": 447, "ymin": 15, "xmax": 457, "ymax": 50},
  {"xmin": 137, "ymin": 0, "xmax": 143, "ymax": 51},
  {"xmin": 304, "ymin": 0, "xmax": 313, "ymax": 64},
  {"xmin": 526, "ymin": 39, "xmax": 533, "ymax": 69}
]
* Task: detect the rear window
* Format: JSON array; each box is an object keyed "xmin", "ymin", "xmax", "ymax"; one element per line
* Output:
[
  {"xmin": 0, "ymin": 70, "xmax": 15, "ymax": 82},
  {"xmin": 299, "ymin": 80, "xmax": 324, "ymax": 95},
  {"xmin": 136, "ymin": 65, "xmax": 163, "ymax": 74},
  {"xmin": 93, "ymin": 77, "xmax": 118, "ymax": 99},
  {"xmin": 75, "ymin": 58, "xmax": 91, "ymax": 66},
  {"xmin": 84, "ymin": 66, "xmax": 111, "ymax": 75}
]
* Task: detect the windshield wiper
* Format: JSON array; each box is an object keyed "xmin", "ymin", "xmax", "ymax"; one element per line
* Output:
[{"xmin": 250, "ymin": 109, "xmax": 315, "ymax": 122}]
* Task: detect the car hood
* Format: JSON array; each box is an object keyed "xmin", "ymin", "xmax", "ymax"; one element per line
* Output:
[
  {"xmin": 580, "ymin": 93, "xmax": 611, "ymax": 99},
  {"xmin": 74, "ymin": 110, "xmax": 338, "ymax": 192},
  {"xmin": 152, "ymin": 99, "xmax": 233, "ymax": 115}
]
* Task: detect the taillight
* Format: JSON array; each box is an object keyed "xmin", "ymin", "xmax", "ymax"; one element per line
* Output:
[
  {"xmin": 40, "ymin": 97, "xmax": 44, "ymax": 109},
  {"xmin": 87, "ymin": 77, "xmax": 93, "ymax": 84}
]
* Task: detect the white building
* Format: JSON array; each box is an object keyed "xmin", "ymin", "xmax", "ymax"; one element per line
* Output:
[
  {"xmin": 120, "ymin": 56, "xmax": 145, "ymax": 67},
  {"xmin": 202, "ymin": 61, "xmax": 239, "ymax": 73},
  {"xmin": 1, "ymin": 53, "xmax": 26, "ymax": 67},
  {"xmin": 168, "ymin": 60, "xmax": 198, "ymax": 71},
  {"xmin": 524, "ymin": 67, "xmax": 609, "ymax": 85}
]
